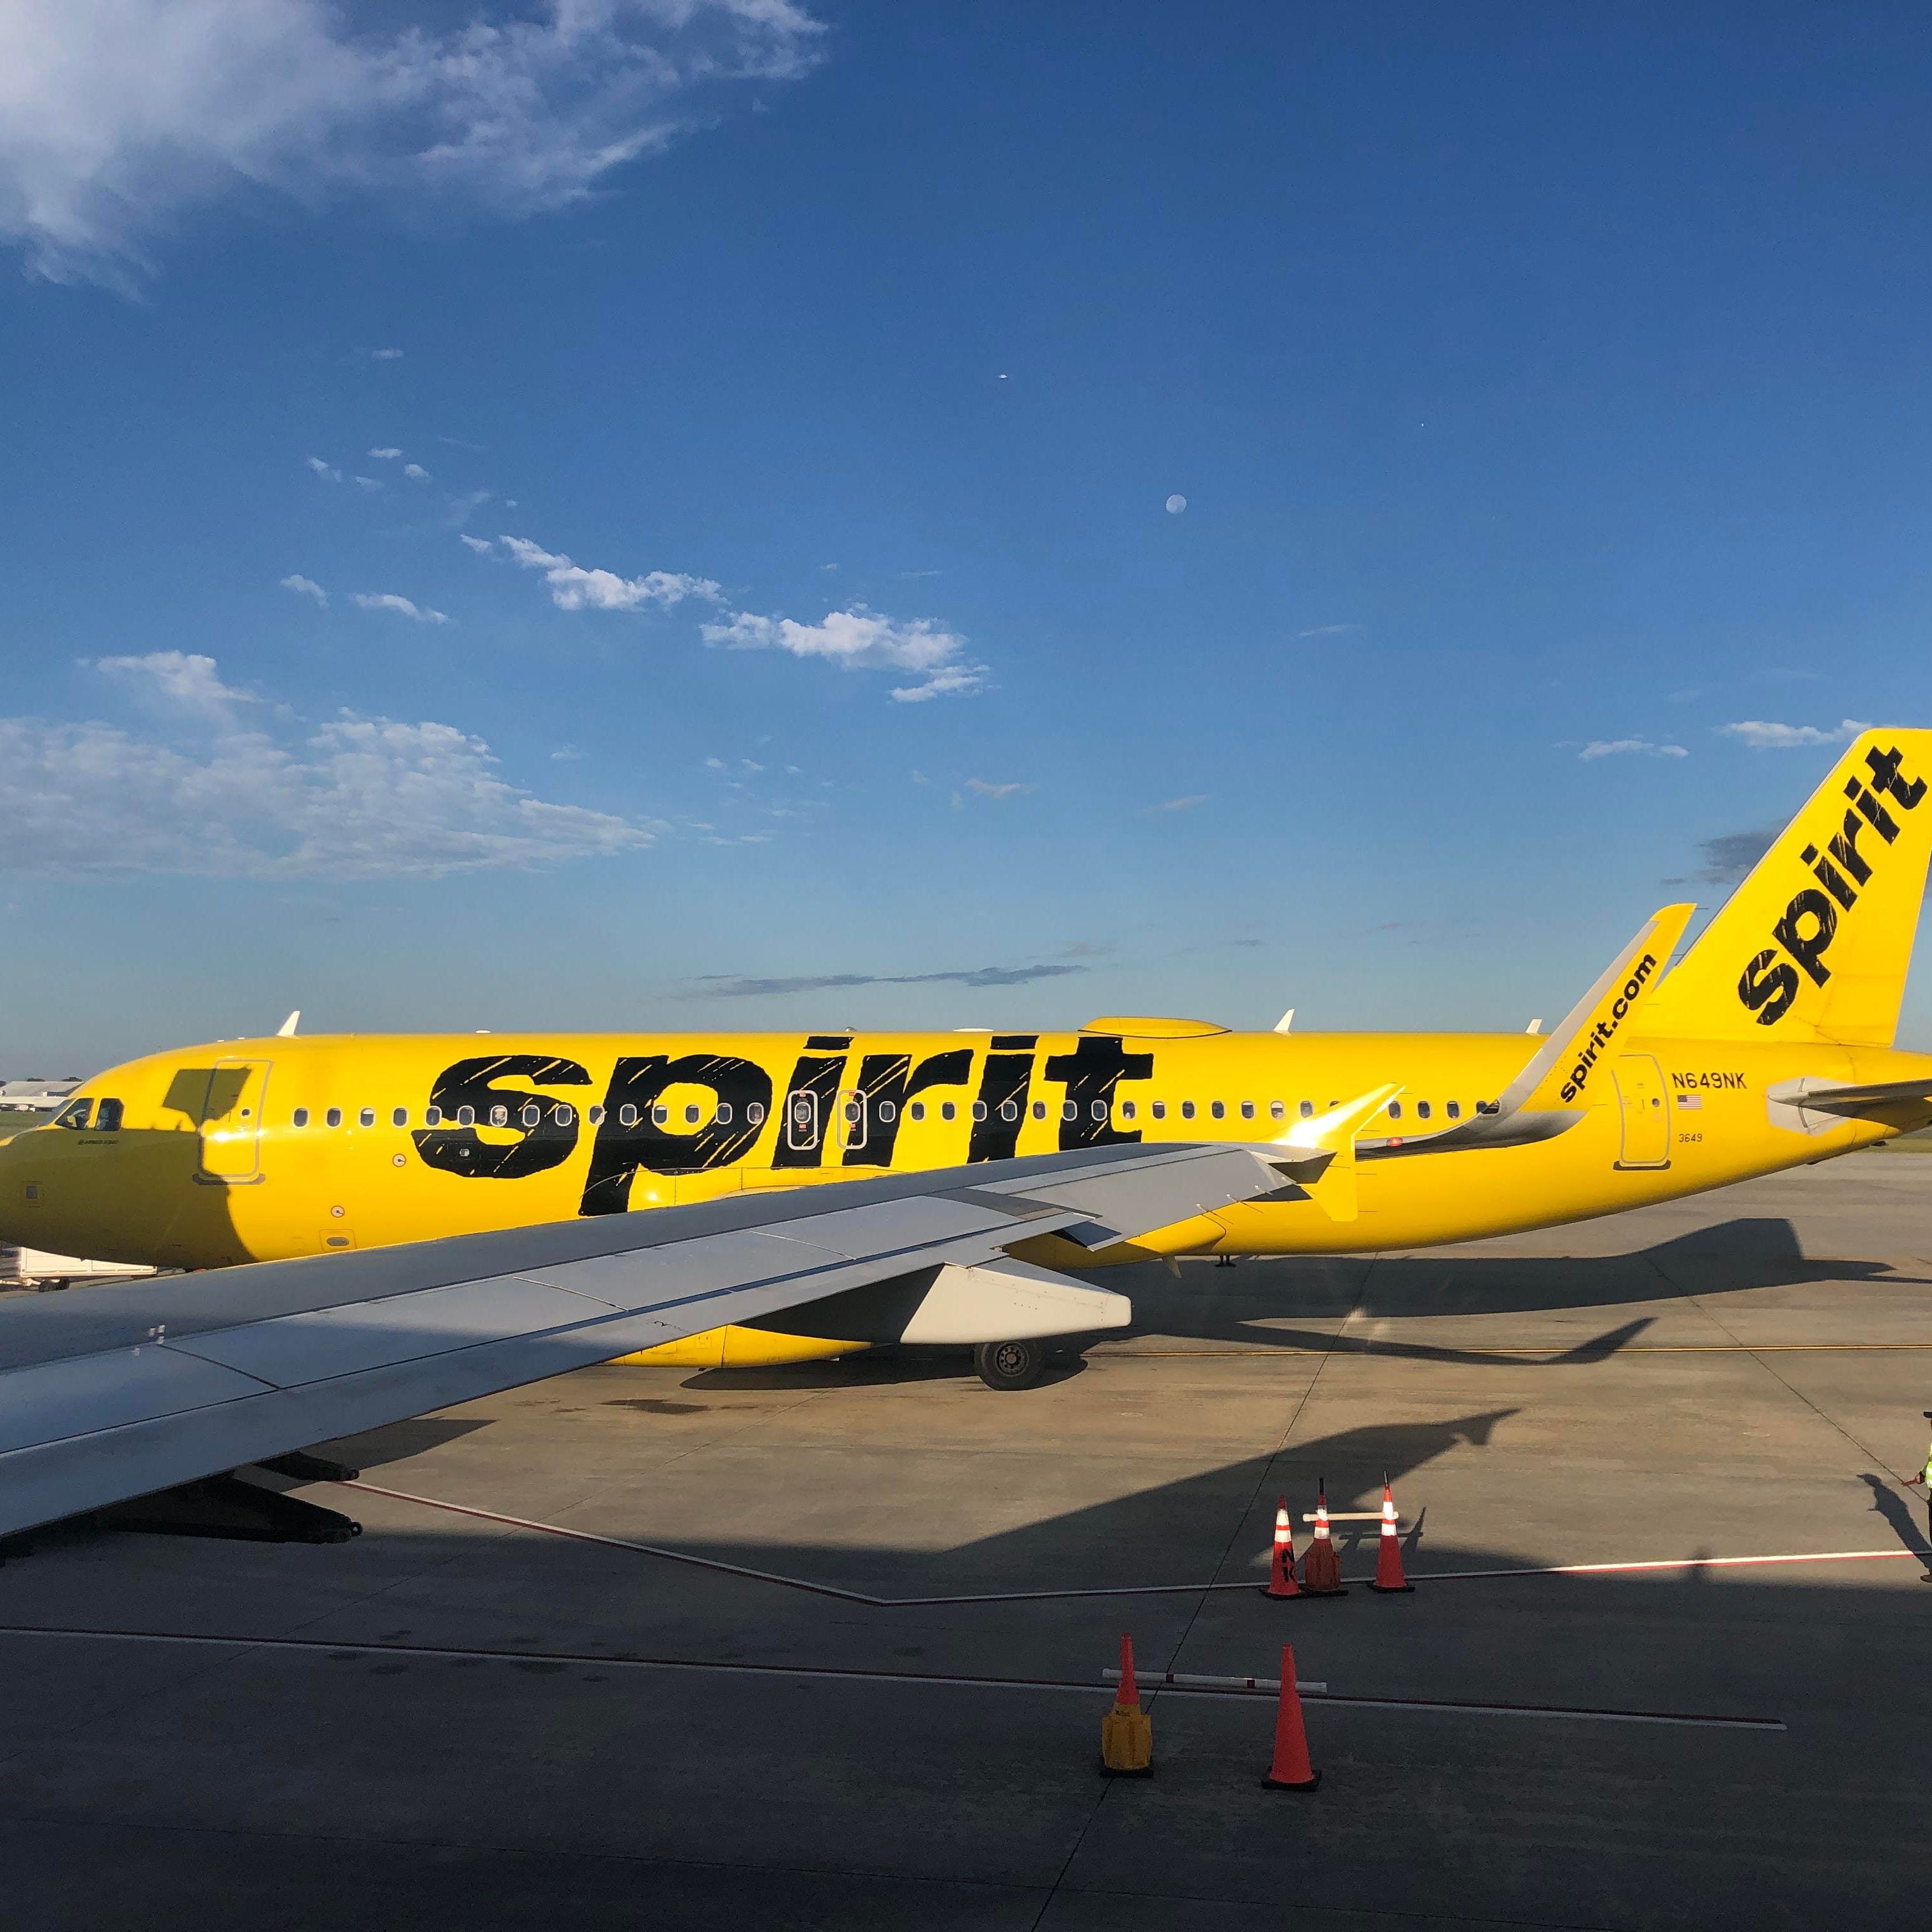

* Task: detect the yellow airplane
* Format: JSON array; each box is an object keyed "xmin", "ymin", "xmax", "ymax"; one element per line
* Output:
[{"xmin": 6, "ymin": 730, "xmax": 1931, "ymax": 1390}]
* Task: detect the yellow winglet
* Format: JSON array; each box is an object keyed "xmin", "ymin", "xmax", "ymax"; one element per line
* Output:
[{"xmin": 1268, "ymin": 1082, "xmax": 1404, "ymax": 1222}]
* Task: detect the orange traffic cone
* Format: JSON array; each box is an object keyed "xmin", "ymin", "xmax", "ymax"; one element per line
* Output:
[
  {"xmin": 1261, "ymin": 1494, "xmax": 1301, "ymax": 1598},
  {"xmin": 1300, "ymin": 1478, "xmax": 1347, "ymax": 1595},
  {"xmin": 1100, "ymin": 1633, "xmax": 1153, "ymax": 1775},
  {"xmin": 1261, "ymin": 1642, "xmax": 1321, "ymax": 1791},
  {"xmin": 1368, "ymin": 1471, "xmax": 1414, "ymax": 1593}
]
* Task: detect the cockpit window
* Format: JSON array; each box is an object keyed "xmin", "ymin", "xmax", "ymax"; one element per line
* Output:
[
  {"xmin": 52, "ymin": 1099, "xmax": 93, "ymax": 1130},
  {"xmin": 94, "ymin": 1098, "xmax": 124, "ymax": 1131}
]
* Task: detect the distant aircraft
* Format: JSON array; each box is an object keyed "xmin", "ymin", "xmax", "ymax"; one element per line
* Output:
[{"xmin": 1, "ymin": 730, "xmax": 1928, "ymax": 1459}]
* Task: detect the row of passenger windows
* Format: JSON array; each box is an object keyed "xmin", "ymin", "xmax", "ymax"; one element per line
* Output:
[{"xmin": 277, "ymin": 1096, "xmax": 1473, "ymax": 1131}]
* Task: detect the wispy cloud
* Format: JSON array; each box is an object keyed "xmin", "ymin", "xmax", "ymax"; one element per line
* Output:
[
  {"xmin": 694, "ymin": 962, "xmax": 1087, "ymax": 997},
  {"xmin": 965, "ymin": 778, "xmax": 1031, "ymax": 799},
  {"xmin": 1297, "ymin": 623, "xmax": 1360, "ymax": 638},
  {"xmin": 305, "ymin": 456, "xmax": 341, "ymax": 482},
  {"xmin": 1151, "ymin": 793, "xmax": 1207, "ymax": 811},
  {"xmin": 0, "ymin": 0, "xmax": 827, "ymax": 289},
  {"xmin": 1696, "ymin": 829, "xmax": 1777, "ymax": 884},
  {"xmin": 365, "ymin": 348, "xmax": 404, "ymax": 362},
  {"xmin": 1578, "ymin": 739, "xmax": 1689, "ymax": 761},
  {"xmin": 1717, "ymin": 718, "xmax": 1867, "ymax": 749},
  {"xmin": 403, "ymin": 462, "xmax": 429, "ymax": 480},
  {"xmin": 279, "ymin": 573, "xmax": 326, "ymax": 608},
  {"xmin": 702, "ymin": 604, "xmax": 985, "ymax": 703},
  {"xmin": 458, "ymin": 533, "xmax": 494, "ymax": 555},
  {"xmin": 353, "ymin": 592, "xmax": 448, "ymax": 624},
  {"xmin": 352, "ymin": 475, "xmax": 381, "ymax": 493},
  {"xmin": 0, "ymin": 655, "xmax": 653, "ymax": 879},
  {"xmin": 368, "ymin": 447, "xmax": 402, "ymax": 461},
  {"xmin": 499, "ymin": 535, "xmax": 721, "ymax": 611}
]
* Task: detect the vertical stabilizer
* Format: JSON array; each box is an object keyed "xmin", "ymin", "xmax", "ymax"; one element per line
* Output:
[{"xmin": 1642, "ymin": 730, "xmax": 1932, "ymax": 1046}]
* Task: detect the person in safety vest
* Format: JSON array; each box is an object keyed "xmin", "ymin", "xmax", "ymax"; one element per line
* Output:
[{"xmin": 1906, "ymin": 1411, "xmax": 1932, "ymax": 1582}]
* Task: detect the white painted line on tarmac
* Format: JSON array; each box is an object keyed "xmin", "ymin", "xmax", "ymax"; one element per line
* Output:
[
  {"xmin": 335, "ymin": 1481, "xmax": 1926, "ymax": 1606},
  {"xmin": 0, "ymin": 1627, "xmax": 1785, "ymax": 1729}
]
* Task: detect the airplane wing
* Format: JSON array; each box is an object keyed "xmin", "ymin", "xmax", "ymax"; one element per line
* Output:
[
  {"xmin": 1765, "ymin": 1075, "xmax": 1932, "ymax": 1118},
  {"xmin": 0, "ymin": 1141, "xmax": 1285, "ymax": 1540}
]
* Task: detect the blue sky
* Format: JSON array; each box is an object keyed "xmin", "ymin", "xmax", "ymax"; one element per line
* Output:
[{"xmin": 4, "ymin": 1, "xmax": 1932, "ymax": 1072}]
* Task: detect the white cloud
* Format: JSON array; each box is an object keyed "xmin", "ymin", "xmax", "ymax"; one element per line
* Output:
[
  {"xmin": 1298, "ymin": 623, "xmax": 1360, "ymax": 638},
  {"xmin": 404, "ymin": 462, "xmax": 429, "ymax": 480},
  {"xmin": 965, "ymin": 778, "xmax": 1031, "ymax": 799},
  {"xmin": 367, "ymin": 348, "xmax": 404, "ymax": 361},
  {"xmin": 305, "ymin": 455, "xmax": 341, "ymax": 482},
  {"xmin": 93, "ymin": 650, "xmax": 250, "ymax": 719},
  {"xmin": 0, "ymin": 656, "xmax": 653, "ymax": 878},
  {"xmin": 499, "ymin": 534, "xmax": 721, "ymax": 611},
  {"xmin": 1578, "ymin": 739, "xmax": 1689, "ymax": 761},
  {"xmin": 1717, "ymin": 718, "xmax": 1868, "ymax": 750},
  {"xmin": 352, "ymin": 475, "xmax": 381, "ymax": 492},
  {"xmin": 702, "ymin": 603, "xmax": 986, "ymax": 703},
  {"xmin": 352, "ymin": 592, "xmax": 448, "ymax": 624},
  {"xmin": 0, "ymin": 1, "xmax": 827, "ymax": 288},
  {"xmin": 1152, "ymin": 793, "xmax": 1208, "ymax": 811},
  {"xmin": 369, "ymin": 447, "xmax": 402, "ymax": 461},
  {"xmin": 280, "ymin": 572, "xmax": 326, "ymax": 608},
  {"xmin": 459, "ymin": 534, "xmax": 494, "ymax": 555}
]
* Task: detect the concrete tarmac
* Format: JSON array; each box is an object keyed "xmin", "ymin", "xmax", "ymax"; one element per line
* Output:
[{"xmin": 4, "ymin": 1154, "xmax": 1931, "ymax": 1930}]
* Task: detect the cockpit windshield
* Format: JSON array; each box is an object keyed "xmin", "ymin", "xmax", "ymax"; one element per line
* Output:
[{"xmin": 50, "ymin": 1098, "xmax": 93, "ymax": 1130}]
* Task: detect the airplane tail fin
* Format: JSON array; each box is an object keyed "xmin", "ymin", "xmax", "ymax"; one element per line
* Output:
[{"xmin": 1641, "ymin": 730, "xmax": 1932, "ymax": 1046}]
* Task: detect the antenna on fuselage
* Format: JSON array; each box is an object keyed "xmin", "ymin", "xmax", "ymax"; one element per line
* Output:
[
  {"xmin": 1273, "ymin": 1008, "xmax": 1295, "ymax": 1033},
  {"xmin": 277, "ymin": 1010, "xmax": 300, "ymax": 1038}
]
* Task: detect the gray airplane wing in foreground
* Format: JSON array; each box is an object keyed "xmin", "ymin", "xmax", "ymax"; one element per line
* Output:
[{"xmin": 0, "ymin": 1141, "xmax": 1285, "ymax": 1540}]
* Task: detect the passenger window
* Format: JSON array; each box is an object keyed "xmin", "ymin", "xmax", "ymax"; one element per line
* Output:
[
  {"xmin": 653, "ymin": 1104, "xmax": 670, "ymax": 1127},
  {"xmin": 1091, "ymin": 1099, "xmax": 1107, "ymax": 1121},
  {"xmin": 52, "ymin": 1100, "xmax": 92, "ymax": 1130},
  {"xmin": 1417, "ymin": 1101, "xmax": 1432, "ymax": 1121},
  {"xmin": 357, "ymin": 1107, "xmax": 374, "ymax": 1128},
  {"xmin": 1151, "ymin": 1100, "xmax": 1167, "ymax": 1120},
  {"xmin": 1181, "ymin": 1100, "xmax": 1196, "ymax": 1121},
  {"xmin": 95, "ymin": 1099, "xmax": 124, "ymax": 1131},
  {"xmin": 293, "ymin": 1107, "xmax": 310, "ymax": 1128},
  {"xmin": 1270, "ymin": 1101, "xmax": 1285, "ymax": 1121},
  {"xmin": 1210, "ymin": 1100, "xmax": 1226, "ymax": 1121},
  {"xmin": 940, "ymin": 1101, "xmax": 956, "ymax": 1122},
  {"xmin": 328, "ymin": 1107, "xmax": 346, "ymax": 1128},
  {"xmin": 1446, "ymin": 1101, "xmax": 1461, "ymax": 1119},
  {"xmin": 489, "ymin": 1105, "xmax": 508, "ymax": 1128},
  {"xmin": 1240, "ymin": 1100, "xmax": 1255, "ymax": 1121},
  {"xmin": 747, "ymin": 1101, "xmax": 766, "ymax": 1126},
  {"xmin": 392, "ymin": 1107, "xmax": 408, "ymax": 1128},
  {"xmin": 999, "ymin": 1100, "xmax": 1018, "ymax": 1122},
  {"xmin": 1061, "ymin": 1100, "xmax": 1077, "ymax": 1122},
  {"xmin": 878, "ymin": 1101, "xmax": 896, "ymax": 1123},
  {"xmin": 425, "ymin": 1105, "xmax": 442, "ymax": 1127},
  {"xmin": 455, "ymin": 1106, "xmax": 473, "ymax": 1127},
  {"xmin": 522, "ymin": 1103, "xmax": 541, "ymax": 1128},
  {"xmin": 1032, "ymin": 1100, "xmax": 1046, "ymax": 1119},
  {"xmin": 716, "ymin": 1103, "xmax": 732, "ymax": 1125},
  {"xmin": 685, "ymin": 1102, "xmax": 702, "ymax": 1125},
  {"xmin": 589, "ymin": 1106, "xmax": 605, "ymax": 1126},
  {"xmin": 1122, "ymin": 1100, "xmax": 1137, "ymax": 1121},
  {"xmin": 556, "ymin": 1105, "xmax": 574, "ymax": 1126},
  {"xmin": 620, "ymin": 1104, "xmax": 639, "ymax": 1126},
  {"xmin": 1299, "ymin": 1100, "xmax": 1315, "ymax": 1119},
  {"xmin": 971, "ymin": 1100, "xmax": 987, "ymax": 1121},
  {"xmin": 910, "ymin": 1101, "xmax": 926, "ymax": 1122},
  {"xmin": 1387, "ymin": 1101, "xmax": 1402, "ymax": 1119}
]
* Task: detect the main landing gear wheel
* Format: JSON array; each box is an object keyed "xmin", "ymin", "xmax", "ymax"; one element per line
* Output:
[{"xmin": 974, "ymin": 1338, "xmax": 1048, "ymax": 1391}]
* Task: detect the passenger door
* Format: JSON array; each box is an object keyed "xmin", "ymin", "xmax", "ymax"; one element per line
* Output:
[
  {"xmin": 1612, "ymin": 1054, "xmax": 1670, "ymax": 1169},
  {"xmin": 197, "ymin": 1059, "xmax": 272, "ymax": 1182}
]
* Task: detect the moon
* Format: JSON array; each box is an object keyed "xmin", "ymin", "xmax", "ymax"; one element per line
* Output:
[{"xmin": 1165, "ymin": 493, "xmax": 1187, "ymax": 514}]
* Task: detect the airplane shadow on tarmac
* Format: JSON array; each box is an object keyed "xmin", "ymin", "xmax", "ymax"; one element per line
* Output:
[{"xmin": 681, "ymin": 1216, "xmax": 1924, "ymax": 1390}]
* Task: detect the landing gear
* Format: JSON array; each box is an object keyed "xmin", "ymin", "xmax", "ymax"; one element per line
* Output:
[{"xmin": 974, "ymin": 1338, "xmax": 1048, "ymax": 1391}]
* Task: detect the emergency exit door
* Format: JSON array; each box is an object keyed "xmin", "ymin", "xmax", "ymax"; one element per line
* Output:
[
  {"xmin": 197, "ymin": 1058, "xmax": 272, "ymax": 1181},
  {"xmin": 1613, "ymin": 1053, "xmax": 1670, "ymax": 1169}
]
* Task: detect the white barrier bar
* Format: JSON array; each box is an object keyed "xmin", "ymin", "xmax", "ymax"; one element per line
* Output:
[{"xmin": 1104, "ymin": 1666, "xmax": 1327, "ymax": 1694}]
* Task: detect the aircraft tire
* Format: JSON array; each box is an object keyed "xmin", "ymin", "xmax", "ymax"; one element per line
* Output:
[{"xmin": 974, "ymin": 1338, "xmax": 1048, "ymax": 1391}]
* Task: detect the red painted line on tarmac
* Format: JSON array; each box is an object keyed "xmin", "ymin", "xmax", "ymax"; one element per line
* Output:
[{"xmin": 337, "ymin": 1481, "xmax": 1925, "ymax": 1607}]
